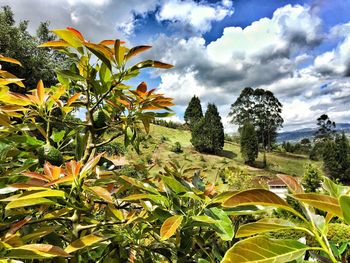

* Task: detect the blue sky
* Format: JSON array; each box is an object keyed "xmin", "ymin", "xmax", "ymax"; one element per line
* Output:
[{"xmin": 2, "ymin": 0, "xmax": 350, "ymax": 132}]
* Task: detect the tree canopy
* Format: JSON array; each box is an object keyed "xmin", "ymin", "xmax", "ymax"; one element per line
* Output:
[
  {"xmin": 0, "ymin": 5, "xmax": 69, "ymax": 90},
  {"xmin": 229, "ymin": 87, "xmax": 283, "ymax": 150},
  {"xmin": 315, "ymin": 114, "xmax": 336, "ymax": 141}
]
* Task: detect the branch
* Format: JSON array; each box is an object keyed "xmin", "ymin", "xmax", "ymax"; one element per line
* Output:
[{"xmin": 91, "ymin": 131, "xmax": 123, "ymax": 148}]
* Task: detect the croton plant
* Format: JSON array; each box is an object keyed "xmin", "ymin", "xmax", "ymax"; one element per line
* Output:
[{"xmin": 0, "ymin": 28, "xmax": 350, "ymax": 263}]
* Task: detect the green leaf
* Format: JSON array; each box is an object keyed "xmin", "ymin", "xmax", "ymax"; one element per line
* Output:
[
  {"xmin": 339, "ymin": 195, "xmax": 350, "ymax": 224},
  {"xmin": 10, "ymin": 190, "xmax": 66, "ymax": 201},
  {"xmin": 192, "ymin": 215, "xmax": 217, "ymax": 224},
  {"xmin": 80, "ymin": 153, "xmax": 103, "ymax": 178},
  {"xmin": 99, "ymin": 63, "xmax": 111, "ymax": 83},
  {"xmin": 292, "ymin": 193, "xmax": 343, "ymax": 218},
  {"xmin": 22, "ymin": 226, "xmax": 59, "ymax": 242},
  {"xmin": 160, "ymin": 215, "xmax": 183, "ymax": 241},
  {"xmin": 65, "ymin": 234, "xmax": 104, "ymax": 253},
  {"xmin": 207, "ymin": 207, "xmax": 234, "ymax": 241},
  {"xmin": 51, "ymin": 129, "xmax": 65, "ymax": 143},
  {"xmin": 84, "ymin": 43, "xmax": 112, "ymax": 70},
  {"xmin": 323, "ymin": 177, "xmax": 350, "ymax": 198},
  {"xmin": 56, "ymin": 70, "xmax": 85, "ymax": 81},
  {"xmin": 221, "ymin": 236, "xmax": 309, "ymax": 263},
  {"xmin": 161, "ymin": 175, "xmax": 189, "ymax": 194},
  {"xmin": 6, "ymin": 198, "xmax": 55, "ymax": 210},
  {"xmin": 236, "ymin": 218, "xmax": 299, "ymax": 238},
  {"xmin": 120, "ymin": 176, "xmax": 159, "ymax": 194}
]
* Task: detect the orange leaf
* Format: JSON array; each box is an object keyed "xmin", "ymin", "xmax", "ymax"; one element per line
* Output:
[
  {"xmin": 160, "ymin": 215, "xmax": 183, "ymax": 240},
  {"xmin": 67, "ymin": 27, "xmax": 84, "ymax": 41},
  {"xmin": 45, "ymin": 175, "xmax": 74, "ymax": 186},
  {"xmin": 22, "ymin": 172, "xmax": 49, "ymax": 182},
  {"xmin": 153, "ymin": 61, "xmax": 174, "ymax": 69},
  {"xmin": 66, "ymin": 160, "xmax": 81, "ymax": 178},
  {"xmin": 38, "ymin": 40, "xmax": 70, "ymax": 48},
  {"xmin": 89, "ymin": 186, "xmax": 113, "ymax": 203},
  {"xmin": 136, "ymin": 82, "xmax": 147, "ymax": 93},
  {"xmin": 67, "ymin": 93, "xmax": 81, "ymax": 106},
  {"xmin": 37, "ymin": 80, "xmax": 45, "ymax": 105},
  {"xmin": 0, "ymin": 55, "xmax": 22, "ymax": 66},
  {"xmin": 125, "ymin": 45, "xmax": 152, "ymax": 61}
]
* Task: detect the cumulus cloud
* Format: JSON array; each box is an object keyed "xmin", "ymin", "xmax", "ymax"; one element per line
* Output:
[
  {"xmin": 150, "ymin": 4, "xmax": 350, "ymax": 130},
  {"xmin": 156, "ymin": 0, "xmax": 233, "ymax": 34},
  {"xmin": 0, "ymin": 0, "xmax": 160, "ymax": 40}
]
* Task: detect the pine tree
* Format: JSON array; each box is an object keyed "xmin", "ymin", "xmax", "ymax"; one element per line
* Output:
[
  {"xmin": 191, "ymin": 103, "xmax": 224, "ymax": 153},
  {"xmin": 322, "ymin": 139, "xmax": 340, "ymax": 181},
  {"xmin": 184, "ymin": 96, "xmax": 203, "ymax": 128},
  {"xmin": 240, "ymin": 122, "xmax": 258, "ymax": 164}
]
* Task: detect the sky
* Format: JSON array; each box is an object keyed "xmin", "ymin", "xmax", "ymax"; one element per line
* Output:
[{"xmin": 1, "ymin": 0, "xmax": 350, "ymax": 132}]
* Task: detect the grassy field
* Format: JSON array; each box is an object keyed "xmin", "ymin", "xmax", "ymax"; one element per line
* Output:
[{"xmin": 121, "ymin": 124, "xmax": 321, "ymax": 186}]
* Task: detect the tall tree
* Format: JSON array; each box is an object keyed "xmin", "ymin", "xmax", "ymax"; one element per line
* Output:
[
  {"xmin": 229, "ymin": 87, "xmax": 283, "ymax": 166},
  {"xmin": 191, "ymin": 103, "xmax": 224, "ymax": 153},
  {"xmin": 184, "ymin": 95, "xmax": 203, "ymax": 128},
  {"xmin": 240, "ymin": 122, "xmax": 259, "ymax": 165},
  {"xmin": 0, "ymin": 6, "xmax": 68, "ymax": 90},
  {"xmin": 323, "ymin": 132, "xmax": 350, "ymax": 183},
  {"xmin": 315, "ymin": 114, "xmax": 336, "ymax": 141}
]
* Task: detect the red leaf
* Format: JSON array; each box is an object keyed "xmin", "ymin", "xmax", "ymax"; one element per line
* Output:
[{"xmin": 136, "ymin": 82, "xmax": 147, "ymax": 93}]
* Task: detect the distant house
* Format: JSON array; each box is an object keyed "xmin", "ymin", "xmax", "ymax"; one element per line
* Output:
[
  {"xmin": 268, "ymin": 178, "xmax": 288, "ymax": 198},
  {"xmin": 109, "ymin": 156, "xmax": 129, "ymax": 170}
]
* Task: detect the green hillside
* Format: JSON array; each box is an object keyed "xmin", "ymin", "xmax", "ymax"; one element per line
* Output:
[{"xmin": 121, "ymin": 124, "xmax": 321, "ymax": 185}]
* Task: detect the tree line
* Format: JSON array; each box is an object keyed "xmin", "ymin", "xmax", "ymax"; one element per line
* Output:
[{"xmin": 184, "ymin": 87, "xmax": 284, "ymax": 166}]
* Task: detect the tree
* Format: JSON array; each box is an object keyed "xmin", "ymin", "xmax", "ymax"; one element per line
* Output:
[
  {"xmin": 315, "ymin": 114, "xmax": 336, "ymax": 141},
  {"xmin": 229, "ymin": 88, "xmax": 283, "ymax": 149},
  {"xmin": 229, "ymin": 87, "xmax": 283, "ymax": 166},
  {"xmin": 302, "ymin": 163, "xmax": 322, "ymax": 192},
  {"xmin": 322, "ymin": 132, "xmax": 350, "ymax": 183},
  {"xmin": 184, "ymin": 95, "xmax": 203, "ymax": 128},
  {"xmin": 191, "ymin": 103, "xmax": 224, "ymax": 153},
  {"xmin": 240, "ymin": 122, "xmax": 258, "ymax": 164},
  {"xmin": 0, "ymin": 6, "xmax": 68, "ymax": 89}
]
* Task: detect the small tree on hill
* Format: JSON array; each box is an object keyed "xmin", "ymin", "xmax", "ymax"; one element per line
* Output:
[
  {"xmin": 302, "ymin": 163, "xmax": 322, "ymax": 192},
  {"xmin": 315, "ymin": 114, "xmax": 336, "ymax": 142},
  {"xmin": 240, "ymin": 122, "xmax": 258, "ymax": 165},
  {"xmin": 184, "ymin": 95, "xmax": 203, "ymax": 128},
  {"xmin": 191, "ymin": 103, "xmax": 224, "ymax": 153}
]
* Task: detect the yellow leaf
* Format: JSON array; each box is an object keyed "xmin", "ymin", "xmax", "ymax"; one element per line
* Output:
[
  {"xmin": 65, "ymin": 234, "xmax": 103, "ymax": 253},
  {"xmin": 160, "ymin": 215, "xmax": 183, "ymax": 241}
]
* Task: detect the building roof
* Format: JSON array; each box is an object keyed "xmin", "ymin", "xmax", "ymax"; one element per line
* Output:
[
  {"xmin": 109, "ymin": 156, "xmax": 129, "ymax": 166},
  {"xmin": 267, "ymin": 178, "xmax": 286, "ymax": 186}
]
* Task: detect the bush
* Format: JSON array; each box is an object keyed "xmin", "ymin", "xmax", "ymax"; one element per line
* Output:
[
  {"xmin": 302, "ymin": 163, "xmax": 322, "ymax": 192},
  {"xmin": 97, "ymin": 141, "xmax": 125, "ymax": 156},
  {"xmin": 171, "ymin": 142, "xmax": 183, "ymax": 153}
]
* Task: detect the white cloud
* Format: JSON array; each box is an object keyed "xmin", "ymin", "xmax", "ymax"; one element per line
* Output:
[
  {"xmin": 151, "ymin": 4, "xmax": 350, "ymax": 131},
  {"xmin": 156, "ymin": 0, "xmax": 233, "ymax": 34}
]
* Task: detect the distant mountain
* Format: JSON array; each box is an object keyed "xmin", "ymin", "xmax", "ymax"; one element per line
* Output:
[{"xmin": 277, "ymin": 123, "xmax": 350, "ymax": 143}]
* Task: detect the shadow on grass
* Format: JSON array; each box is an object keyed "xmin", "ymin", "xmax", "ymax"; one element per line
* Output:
[{"xmin": 217, "ymin": 150, "xmax": 237, "ymax": 159}]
